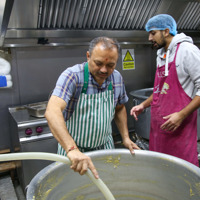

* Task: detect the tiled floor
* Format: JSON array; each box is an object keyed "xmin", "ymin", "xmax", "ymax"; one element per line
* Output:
[
  {"xmin": 13, "ymin": 180, "xmax": 26, "ymax": 200},
  {"xmin": 0, "ymin": 175, "xmax": 18, "ymax": 200},
  {"xmin": 0, "ymin": 174, "xmax": 26, "ymax": 200}
]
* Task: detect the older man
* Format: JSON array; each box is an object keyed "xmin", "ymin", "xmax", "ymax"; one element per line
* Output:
[{"xmin": 45, "ymin": 37, "xmax": 139, "ymax": 178}]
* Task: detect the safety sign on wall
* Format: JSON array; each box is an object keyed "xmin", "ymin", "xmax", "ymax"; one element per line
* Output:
[{"xmin": 122, "ymin": 49, "xmax": 135, "ymax": 70}]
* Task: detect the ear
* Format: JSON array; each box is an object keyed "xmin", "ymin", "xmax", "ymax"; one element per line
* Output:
[
  {"xmin": 164, "ymin": 28, "xmax": 170, "ymax": 37},
  {"xmin": 86, "ymin": 51, "xmax": 90, "ymax": 61}
]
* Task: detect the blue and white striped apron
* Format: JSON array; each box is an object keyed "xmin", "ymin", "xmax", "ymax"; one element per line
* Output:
[{"xmin": 58, "ymin": 63, "xmax": 115, "ymax": 155}]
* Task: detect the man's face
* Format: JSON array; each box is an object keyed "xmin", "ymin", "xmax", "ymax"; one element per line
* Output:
[
  {"xmin": 148, "ymin": 30, "xmax": 166, "ymax": 49},
  {"xmin": 87, "ymin": 43, "xmax": 118, "ymax": 85}
]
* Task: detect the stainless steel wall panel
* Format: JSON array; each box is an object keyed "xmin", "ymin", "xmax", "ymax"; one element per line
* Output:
[
  {"xmin": 0, "ymin": 0, "xmax": 6, "ymax": 27},
  {"xmin": 102, "ymin": 0, "xmax": 113, "ymax": 29},
  {"xmin": 135, "ymin": 0, "xmax": 149, "ymax": 29},
  {"xmin": 178, "ymin": 2, "xmax": 200, "ymax": 30},
  {"xmin": 39, "ymin": 0, "xmax": 47, "ymax": 28},
  {"xmin": 97, "ymin": 0, "xmax": 108, "ymax": 29},
  {"xmin": 82, "ymin": 0, "xmax": 92, "ymax": 29},
  {"xmin": 62, "ymin": 0, "xmax": 71, "ymax": 28},
  {"xmin": 120, "ymin": 0, "xmax": 136, "ymax": 29},
  {"xmin": 73, "ymin": 0, "xmax": 82, "ymax": 28},
  {"xmin": 73, "ymin": 0, "xmax": 83, "ymax": 28},
  {"xmin": 105, "ymin": 0, "xmax": 118, "ymax": 29},
  {"xmin": 48, "ymin": 0, "xmax": 56, "ymax": 28},
  {"xmin": 131, "ymin": 0, "xmax": 146, "ymax": 29},
  {"xmin": 179, "ymin": 2, "xmax": 196, "ymax": 29},
  {"xmin": 52, "ymin": 0, "xmax": 61, "ymax": 28},
  {"xmin": 127, "ymin": 0, "xmax": 140, "ymax": 29},
  {"xmin": 111, "ymin": 0, "xmax": 124, "ymax": 29},
  {"xmin": 191, "ymin": 11, "xmax": 200, "ymax": 30},
  {"xmin": 0, "ymin": 0, "xmax": 13, "ymax": 46},
  {"xmin": 78, "ymin": 0, "xmax": 87, "ymax": 28},
  {"xmin": 118, "ymin": 0, "xmax": 132, "ymax": 29},
  {"xmin": 91, "ymin": 0, "xmax": 103, "ymax": 29},
  {"xmin": 37, "ymin": 0, "xmax": 163, "ymax": 30},
  {"xmin": 45, "ymin": 0, "xmax": 53, "ymax": 28},
  {"xmin": 87, "ymin": 0, "xmax": 98, "ymax": 29},
  {"xmin": 188, "ymin": 3, "xmax": 200, "ymax": 29},
  {"xmin": 8, "ymin": 0, "xmax": 40, "ymax": 29},
  {"xmin": 67, "ymin": 0, "xmax": 77, "ymax": 28},
  {"xmin": 56, "ymin": 0, "xmax": 67, "ymax": 28}
]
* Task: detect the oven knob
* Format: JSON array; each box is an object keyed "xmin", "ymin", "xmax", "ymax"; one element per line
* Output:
[
  {"xmin": 25, "ymin": 128, "xmax": 32, "ymax": 135},
  {"xmin": 36, "ymin": 126, "xmax": 43, "ymax": 133}
]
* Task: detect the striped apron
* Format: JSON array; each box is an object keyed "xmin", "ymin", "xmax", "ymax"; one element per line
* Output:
[{"xmin": 58, "ymin": 63, "xmax": 115, "ymax": 155}]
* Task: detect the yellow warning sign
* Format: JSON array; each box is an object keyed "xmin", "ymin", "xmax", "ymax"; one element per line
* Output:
[
  {"xmin": 122, "ymin": 49, "xmax": 135, "ymax": 70},
  {"xmin": 123, "ymin": 50, "xmax": 134, "ymax": 61},
  {"xmin": 123, "ymin": 62, "xmax": 135, "ymax": 69}
]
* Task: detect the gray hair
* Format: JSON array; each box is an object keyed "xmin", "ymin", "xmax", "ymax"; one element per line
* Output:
[{"xmin": 89, "ymin": 37, "xmax": 121, "ymax": 55}]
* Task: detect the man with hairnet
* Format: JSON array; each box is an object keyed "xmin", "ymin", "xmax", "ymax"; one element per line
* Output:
[{"xmin": 130, "ymin": 14, "xmax": 200, "ymax": 166}]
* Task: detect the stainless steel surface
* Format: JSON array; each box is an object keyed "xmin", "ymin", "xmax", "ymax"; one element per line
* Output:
[
  {"xmin": 9, "ymin": 105, "xmax": 49, "ymax": 139},
  {"xmin": 25, "ymin": 101, "xmax": 47, "ymax": 118},
  {"xmin": 27, "ymin": 149, "xmax": 200, "ymax": 200},
  {"xmin": 130, "ymin": 88, "xmax": 153, "ymax": 139},
  {"xmin": 0, "ymin": 0, "xmax": 13, "ymax": 46},
  {"xmin": 8, "ymin": 103, "xmax": 58, "ymax": 192},
  {"xmin": 19, "ymin": 136, "xmax": 57, "ymax": 191},
  {"xmin": 0, "ymin": 0, "xmax": 200, "ymax": 46},
  {"xmin": 178, "ymin": 1, "xmax": 200, "ymax": 30}
]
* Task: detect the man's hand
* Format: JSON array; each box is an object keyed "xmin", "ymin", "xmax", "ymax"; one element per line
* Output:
[
  {"xmin": 161, "ymin": 112, "xmax": 184, "ymax": 132},
  {"xmin": 122, "ymin": 137, "xmax": 140, "ymax": 154},
  {"xmin": 67, "ymin": 149, "xmax": 99, "ymax": 179},
  {"xmin": 130, "ymin": 105, "xmax": 145, "ymax": 121}
]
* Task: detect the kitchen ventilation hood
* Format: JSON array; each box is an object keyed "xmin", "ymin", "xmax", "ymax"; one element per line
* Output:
[{"xmin": 0, "ymin": 0, "xmax": 200, "ymax": 47}]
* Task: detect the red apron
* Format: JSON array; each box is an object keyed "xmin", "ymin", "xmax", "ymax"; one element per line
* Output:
[{"xmin": 149, "ymin": 44, "xmax": 199, "ymax": 166}]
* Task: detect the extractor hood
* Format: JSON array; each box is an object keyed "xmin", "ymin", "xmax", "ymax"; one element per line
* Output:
[{"xmin": 0, "ymin": 0, "xmax": 200, "ymax": 47}]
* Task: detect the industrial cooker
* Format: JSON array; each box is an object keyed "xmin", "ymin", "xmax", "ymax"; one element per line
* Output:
[{"xmin": 8, "ymin": 102, "xmax": 58, "ymax": 193}]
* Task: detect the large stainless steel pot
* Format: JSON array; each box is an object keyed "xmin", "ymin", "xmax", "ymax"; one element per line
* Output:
[{"xmin": 27, "ymin": 149, "xmax": 200, "ymax": 200}]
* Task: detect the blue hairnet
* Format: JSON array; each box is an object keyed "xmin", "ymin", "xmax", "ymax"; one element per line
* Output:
[{"xmin": 145, "ymin": 14, "xmax": 177, "ymax": 36}]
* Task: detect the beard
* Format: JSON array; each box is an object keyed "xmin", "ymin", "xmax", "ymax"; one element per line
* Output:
[
  {"xmin": 151, "ymin": 40, "xmax": 166, "ymax": 49},
  {"xmin": 151, "ymin": 34, "xmax": 166, "ymax": 50}
]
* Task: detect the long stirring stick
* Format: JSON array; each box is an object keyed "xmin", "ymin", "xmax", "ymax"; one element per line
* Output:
[{"xmin": 0, "ymin": 152, "xmax": 115, "ymax": 200}]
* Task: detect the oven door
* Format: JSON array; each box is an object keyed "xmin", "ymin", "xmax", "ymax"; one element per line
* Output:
[{"xmin": 18, "ymin": 133, "xmax": 58, "ymax": 192}]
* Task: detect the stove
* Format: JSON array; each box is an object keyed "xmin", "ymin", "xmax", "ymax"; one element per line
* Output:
[{"xmin": 8, "ymin": 102, "xmax": 58, "ymax": 193}]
